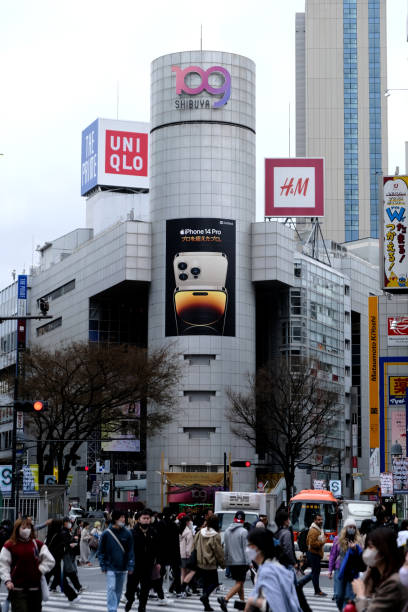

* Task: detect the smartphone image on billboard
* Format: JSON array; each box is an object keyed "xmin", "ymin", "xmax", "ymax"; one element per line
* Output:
[
  {"xmin": 173, "ymin": 289, "xmax": 228, "ymax": 335},
  {"xmin": 173, "ymin": 252, "xmax": 228, "ymax": 290}
]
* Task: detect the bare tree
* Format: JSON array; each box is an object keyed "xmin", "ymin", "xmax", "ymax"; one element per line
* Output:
[
  {"xmin": 227, "ymin": 357, "xmax": 339, "ymax": 505},
  {"xmin": 16, "ymin": 342, "xmax": 180, "ymax": 484}
]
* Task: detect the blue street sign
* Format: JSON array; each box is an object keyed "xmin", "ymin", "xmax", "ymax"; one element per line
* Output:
[{"xmin": 17, "ymin": 275, "xmax": 27, "ymax": 300}]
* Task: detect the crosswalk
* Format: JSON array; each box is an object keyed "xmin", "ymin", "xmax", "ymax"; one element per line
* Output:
[{"xmin": 0, "ymin": 586, "xmax": 337, "ymax": 611}]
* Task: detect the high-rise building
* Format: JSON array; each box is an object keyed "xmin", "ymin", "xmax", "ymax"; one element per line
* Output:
[{"xmin": 296, "ymin": 0, "xmax": 388, "ymax": 243}]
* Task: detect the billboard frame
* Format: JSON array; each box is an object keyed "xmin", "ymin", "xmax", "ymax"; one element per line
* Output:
[{"xmin": 264, "ymin": 157, "xmax": 324, "ymax": 218}]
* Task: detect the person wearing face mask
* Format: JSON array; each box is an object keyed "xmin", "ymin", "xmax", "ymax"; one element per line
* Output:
[
  {"xmin": 352, "ymin": 527, "xmax": 408, "ymax": 611},
  {"xmin": 61, "ymin": 516, "xmax": 84, "ymax": 604},
  {"xmin": 123, "ymin": 508, "xmax": 161, "ymax": 612},
  {"xmin": 328, "ymin": 518, "xmax": 363, "ymax": 610},
  {"xmin": 98, "ymin": 510, "xmax": 135, "ymax": 612},
  {"xmin": 0, "ymin": 518, "xmax": 55, "ymax": 612},
  {"xmin": 244, "ymin": 527, "xmax": 301, "ymax": 612}
]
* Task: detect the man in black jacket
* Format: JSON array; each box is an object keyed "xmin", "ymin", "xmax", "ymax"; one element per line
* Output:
[
  {"xmin": 155, "ymin": 507, "xmax": 182, "ymax": 596},
  {"xmin": 124, "ymin": 508, "xmax": 158, "ymax": 612}
]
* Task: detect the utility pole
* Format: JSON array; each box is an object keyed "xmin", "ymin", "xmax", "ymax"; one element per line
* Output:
[{"xmin": 2, "ymin": 277, "xmax": 52, "ymax": 521}]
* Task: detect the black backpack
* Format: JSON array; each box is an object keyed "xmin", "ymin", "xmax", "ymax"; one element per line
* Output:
[{"xmin": 297, "ymin": 528, "xmax": 309, "ymax": 553}]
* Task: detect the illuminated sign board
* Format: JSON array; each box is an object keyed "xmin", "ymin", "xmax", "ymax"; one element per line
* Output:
[
  {"xmin": 265, "ymin": 158, "xmax": 324, "ymax": 217},
  {"xmin": 81, "ymin": 118, "xmax": 149, "ymax": 196}
]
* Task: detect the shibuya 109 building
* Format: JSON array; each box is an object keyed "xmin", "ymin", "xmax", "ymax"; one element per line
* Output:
[
  {"xmin": 147, "ymin": 52, "xmax": 257, "ymax": 509},
  {"xmin": 0, "ymin": 50, "xmax": 385, "ymax": 512}
]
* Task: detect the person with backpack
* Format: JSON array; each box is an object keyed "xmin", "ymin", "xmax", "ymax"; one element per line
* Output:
[
  {"xmin": 298, "ymin": 514, "xmax": 327, "ymax": 597},
  {"xmin": 218, "ymin": 510, "xmax": 249, "ymax": 612},
  {"xmin": 194, "ymin": 514, "xmax": 225, "ymax": 611},
  {"xmin": 88, "ymin": 521, "xmax": 102, "ymax": 564},
  {"xmin": 98, "ymin": 510, "xmax": 135, "ymax": 612},
  {"xmin": 0, "ymin": 517, "xmax": 55, "ymax": 612},
  {"xmin": 275, "ymin": 510, "xmax": 297, "ymax": 567}
]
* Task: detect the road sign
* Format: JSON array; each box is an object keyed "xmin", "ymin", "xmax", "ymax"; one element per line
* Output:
[
  {"xmin": 329, "ymin": 479, "xmax": 342, "ymax": 496},
  {"xmin": 96, "ymin": 460, "xmax": 110, "ymax": 473},
  {"xmin": 44, "ymin": 475, "xmax": 57, "ymax": 485},
  {"xmin": 257, "ymin": 481, "xmax": 265, "ymax": 491},
  {"xmin": 101, "ymin": 481, "xmax": 110, "ymax": 496},
  {"xmin": 0, "ymin": 466, "xmax": 12, "ymax": 492}
]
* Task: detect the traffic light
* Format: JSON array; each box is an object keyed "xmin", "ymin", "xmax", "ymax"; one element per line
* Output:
[
  {"xmin": 75, "ymin": 466, "xmax": 89, "ymax": 472},
  {"xmin": 15, "ymin": 400, "xmax": 48, "ymax": 413},
  {"xmin": 231, "ymin": 460, "xmax": 252, "ymax": 467}
]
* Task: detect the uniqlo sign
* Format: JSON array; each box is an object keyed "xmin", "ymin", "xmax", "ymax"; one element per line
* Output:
[
  {"xmin": 81, "ymin": 118, "xmax": 149, "ymax": 195},
  {"xmin": 105, "ymin": 130, "xmax": 148, "ymax": 177},
  {"xmin": 265, "ymin": 158, "xmax": 324, "ymax": 217},
  {"xmin": 388, "ymin": 316, "xmax": 408, "ymax": 346}
]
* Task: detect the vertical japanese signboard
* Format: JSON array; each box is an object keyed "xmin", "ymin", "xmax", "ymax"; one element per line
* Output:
[
  {"xmin": 16, "ymin": 275, "xmax": 28, "ymax": 435},
  {"xmin": 382, "ymin": 176, "xmax": 408, "ymax": 289},
  {"xmin": 369, "ymin": 296, "xmax": 380, "ymax": 478}
]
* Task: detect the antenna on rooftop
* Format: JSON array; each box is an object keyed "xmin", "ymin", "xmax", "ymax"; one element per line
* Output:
[
  {"xmin": 200, "ymin": 24, "xmax": 203, "ymax": 51},
  {"xmin": 116, "ymin": 81, "xmax": 119, "ymax": 119}
]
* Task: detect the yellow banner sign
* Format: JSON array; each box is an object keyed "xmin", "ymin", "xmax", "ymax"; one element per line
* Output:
[{"xmin": 368, "ymin": 296, "xmax": 379, "ymax": 448}]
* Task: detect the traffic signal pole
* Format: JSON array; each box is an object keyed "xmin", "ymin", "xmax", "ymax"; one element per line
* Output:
[{"xmin": 0, "ymin": 313, "xmax": 52, "ymax": 523}]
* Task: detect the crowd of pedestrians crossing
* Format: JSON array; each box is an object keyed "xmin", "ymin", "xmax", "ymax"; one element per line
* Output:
[{"xmin": 0, "ymin": 503, "xmax": 407, "ymax": 612}]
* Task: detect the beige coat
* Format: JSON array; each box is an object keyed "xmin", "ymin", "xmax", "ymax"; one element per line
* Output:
[
  {"xmin": 306, "ymin": 523, "xmax": 325, "ymax": 558},
  {"xmin": 180, "ymin": 526, "xmax": 193, "ymax": 559},
  {"xmin": 194, "ymin": 527, "xmax": 225, "ymax": 570},
  {"xmin": 355, "ymin": 572, "xmax": 408, "ymax": 612}
]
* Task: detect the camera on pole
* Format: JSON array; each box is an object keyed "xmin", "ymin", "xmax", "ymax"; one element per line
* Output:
[{"xmin": 39, "ymin": 298, "xmax": 49, "ymax": 316}]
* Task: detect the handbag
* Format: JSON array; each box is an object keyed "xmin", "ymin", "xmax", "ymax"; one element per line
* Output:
[
  {"xmin": 33, "ymin": 541, "xmax": 50, "ymax": 602},
  {"xmin": 185, "ymin": 548, "xmax": 197, "ymax": 571},
  {"xmin": 40, "ymin": 575, "xmax": 50, "ymax": 602},
  {"xmin": 89, "ymin": 534, "xmax": 99, "ymax": 550},
  {"xmin": 151, "ymin": 563, "xmax": 161, "ymax": 580}
]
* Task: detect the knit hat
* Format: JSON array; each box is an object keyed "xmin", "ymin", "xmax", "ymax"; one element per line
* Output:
[
  {"xmin": 344, "ymin": 518, "xmax": 357, "ymax": 528},
  {"xmin": 234, "ymin": 510, "xmax": 245, "ymax": 522}
]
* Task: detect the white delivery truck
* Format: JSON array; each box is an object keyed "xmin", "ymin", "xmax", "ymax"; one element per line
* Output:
[
  {"xmin": 214, "ymin": 479, "xmax": 285, "ymax": 534},
  {"xmin": 340, "ymin": 499, "xmax": 376, "ymax": 528}
]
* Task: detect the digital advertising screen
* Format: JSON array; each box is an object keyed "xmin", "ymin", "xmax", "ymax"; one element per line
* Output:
[{"xmin": 165, "ymin": 218, "xmax": 236, "ymax": 337}]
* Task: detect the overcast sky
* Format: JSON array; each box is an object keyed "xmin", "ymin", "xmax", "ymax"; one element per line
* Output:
[{"xmin": 0, "ymin": 0, "xmax": 407, "ymax": 290}]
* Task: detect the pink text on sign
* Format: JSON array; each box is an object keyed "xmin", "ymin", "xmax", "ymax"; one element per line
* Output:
[{"xmin": 105, "ymin": 130, "xmax": 148, "ymax": 176}]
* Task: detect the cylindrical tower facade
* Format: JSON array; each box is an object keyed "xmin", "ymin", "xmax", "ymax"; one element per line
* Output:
[{"xmin": 147, "ymin": 51, "xmax": 256, "ymax": 509}]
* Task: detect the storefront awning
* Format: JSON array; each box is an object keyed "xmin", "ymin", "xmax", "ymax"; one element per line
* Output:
[
  {"xmin": 165, "ymin": 472, "xmax": 225, "ymax": 487},
  {"xmin": 360, "ymin": 485, "xmax": 380, "ymax": 495}
]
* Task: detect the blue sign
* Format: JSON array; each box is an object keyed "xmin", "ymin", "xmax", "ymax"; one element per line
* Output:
[
  {"xmin": 17, "ymin": 275, "xmax": 27, "ymax": 300},
  {"xmin": 81, "ymin": 119, "xmax": 98, "ymax": 195}
]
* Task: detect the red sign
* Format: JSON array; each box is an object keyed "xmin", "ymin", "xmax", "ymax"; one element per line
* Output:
[
  {"xmin": 105, "ymin": 130, "xmax": 148, "ymax": 176},
  {"xmin": 265, "ymin": 158, "xmax": 324, "ymax": 217},
  {"xmin": 388, "ymin": 316, "xmax": 408, "ymax": 346}
]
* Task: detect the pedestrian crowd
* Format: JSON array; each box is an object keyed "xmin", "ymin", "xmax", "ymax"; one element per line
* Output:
[{"xmin": 0, "ymin": 503, "xmax": 407, "ymax": 612}]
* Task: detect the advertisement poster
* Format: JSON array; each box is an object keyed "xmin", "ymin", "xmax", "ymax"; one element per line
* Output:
[
  {"xmin": 382, "ymin": 176, "xmax": 408, "ymax": 289},
  {"xmin": 388, "ymin": 317, "xmax": 408, "ymax": 346},
  {"xmin": 380, "ymin": 472, "xmax": 393, "ymax": 496},
  {"xmin": 165, "ymin": 218, "xmax": 236, "ymax": 337},
  {"xmin": 389, "ymin": 377, "xmax": 408, "ymax": 406},
  {"xmin": 392, "ymin": 456, "xmax": 408, "ymax": 494},
  {"xmin": 102, "ymin": 403, "xmax": 140, "ymax": 453},
  {"xmin": 391, "ymin": 411, "xmax": 407, "ymax": 456},
  {"xmin": 23, "ymin": 465, "xmax": 39, "ymax": 495}
]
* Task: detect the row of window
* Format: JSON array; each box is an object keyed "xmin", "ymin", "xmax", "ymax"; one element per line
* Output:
[
  {"xmin": 37, "ymin": 279, "xmax": 75, "ymax": 307},
  {"xmin": 36, "ymin": 317, "xmax": 62, "ymax": 337}
]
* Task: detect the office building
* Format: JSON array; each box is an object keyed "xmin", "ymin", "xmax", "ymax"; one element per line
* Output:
[{"xmin": 296, "ymin": 0, "xmax": 388, "ymax": 242}]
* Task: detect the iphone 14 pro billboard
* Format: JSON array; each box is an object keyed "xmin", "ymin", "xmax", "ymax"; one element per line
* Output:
[{"xmin": 165, "ymin": 219, "xmax": 235, "ymax": 336}]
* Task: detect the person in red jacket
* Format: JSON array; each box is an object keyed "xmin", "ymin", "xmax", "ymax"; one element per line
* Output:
[{"xmin": 0, "ymin": 518, "xmax": 55, "ymax": 612}]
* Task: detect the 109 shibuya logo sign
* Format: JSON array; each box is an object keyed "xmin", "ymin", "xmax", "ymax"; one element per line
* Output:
[{"xmin": 172, "ymin": 65, "xmax": 231, "ymax": 109}]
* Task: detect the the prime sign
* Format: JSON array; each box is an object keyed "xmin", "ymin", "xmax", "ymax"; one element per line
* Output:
[{"xmin": 81, "ymin": 118, "xmax": 149, "ymax": 196}]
